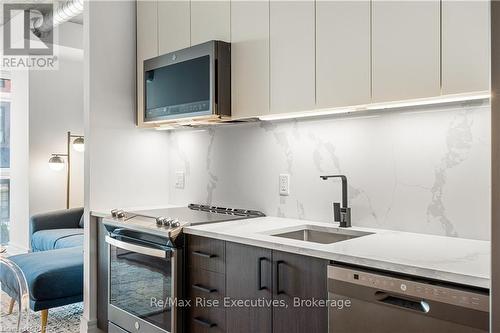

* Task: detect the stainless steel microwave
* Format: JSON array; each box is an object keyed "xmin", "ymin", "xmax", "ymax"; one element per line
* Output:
[{"xmin": 142, "ymin": 40, "xmax": 231, "ymax": 124}]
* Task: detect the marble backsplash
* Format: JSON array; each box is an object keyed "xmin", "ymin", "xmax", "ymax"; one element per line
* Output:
[{"xmin": 167, "ymin": 101, "xmax": 491, "ymax": 240}]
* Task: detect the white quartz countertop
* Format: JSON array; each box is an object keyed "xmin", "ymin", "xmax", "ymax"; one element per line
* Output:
[
  {"xmin": 183, "ymin": 216, "xmax": 490, "ymax": 289},
  {"xmin": 91, "ymin": 208, "xmax": 489, "ymax": 289}
]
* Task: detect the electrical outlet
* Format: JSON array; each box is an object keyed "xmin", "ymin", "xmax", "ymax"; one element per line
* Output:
[
  {"xmin": 175, "ymin": 171, "xmax": 185, "ymax": 189},
  {"xmin": 279, "ymin": 174, "xmax": 290, "ymax": 196}
]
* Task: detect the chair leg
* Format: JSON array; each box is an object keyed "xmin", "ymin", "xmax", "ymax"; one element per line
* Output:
[
  {"xmin": 7, "ymin": 298, "xmax": 15, "ymax": 314},
  {"xmin": 40, "ymin": 309, "xmax": 48, "ymax": 333}
]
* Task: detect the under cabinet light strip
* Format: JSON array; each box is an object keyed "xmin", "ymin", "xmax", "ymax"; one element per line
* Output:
[{"xmin": 258, "ymin": 91, "xmax": 491, "ymax": 121}]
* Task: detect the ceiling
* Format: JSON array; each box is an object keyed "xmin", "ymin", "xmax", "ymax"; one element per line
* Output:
[{"xmin": 0, "ymin": 0, "xmax": 83, "ymax": 27}]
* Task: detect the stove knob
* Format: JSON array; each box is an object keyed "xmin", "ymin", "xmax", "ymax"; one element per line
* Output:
[
  {"xmin": 116, "ymin": 210, "xmax": 125, "ymax": 218},
  {"xmin": 156, "ymin": 217, "xmax": 165, "ymax": 226},
  {"xmin": 111, "ymin": 209, "xmax": 118, "ymax": 217},
  {"xmin": 171, "ymin": 220, "xmax": 180, "ymax": 228},
  {"xmin": 162, "ymin": 218, "xmax": 171, "ymax": 227}
]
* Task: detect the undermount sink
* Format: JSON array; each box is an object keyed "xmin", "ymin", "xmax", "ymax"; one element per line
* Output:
[{"xmin": 269, "ymin": 226, "xmax": 372, "ymax": 244}]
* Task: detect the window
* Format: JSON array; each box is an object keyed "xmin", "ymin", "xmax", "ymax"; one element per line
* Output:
[
  {"xmin": 0, "ymin": 179, "xmax": 9, "ymax": 245},
  {"xmin": 0, "ymin": 78, "xmax": 11, "ymax": 93},
  {"xmin": 0, "ymin": 76, "xmax": 11, "ymax": 245},
  {"xmin": 0, "ymin": 102, "xmax": 10, "ymax": 168}
]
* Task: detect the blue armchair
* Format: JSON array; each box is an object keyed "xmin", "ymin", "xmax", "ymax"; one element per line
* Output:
[
  {"xmin": 1, "ymin": 208, "xmax": 85, "ymax": 333},
  {"xmin": 29, "ymin": 207, "xmax": 84, "ymax": 252}
]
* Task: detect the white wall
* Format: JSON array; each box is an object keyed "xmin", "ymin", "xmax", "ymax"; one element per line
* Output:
[
  {"xmin": 82, "ymin": 2, "xmax": 169, "ymax": 329},
  {"xmin": 8, "ymin": 70, "xmax": 29, "ymax": 251},
  {"xmin": 29, "ymin": 38, "xmax": 84, "ymax": 215},
  {"xmin": 85, "ymin": 1, "xmax": 169, "ymax": 212},
  {"xmin": 167, "ymin": 101, "xmax": 491, "ymax": 240},
  {"xmin": 5, "ymin": 21, "xmax": 85, "ymax": 250}
]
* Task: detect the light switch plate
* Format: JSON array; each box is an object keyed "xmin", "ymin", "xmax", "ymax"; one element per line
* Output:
[
  {"xmin": 175, "ymin": 171, "xmax": 185, "ymax": 189},
  {"xmin": 279, "ymin": 174, "xmax": 290, "ymax": 196}
]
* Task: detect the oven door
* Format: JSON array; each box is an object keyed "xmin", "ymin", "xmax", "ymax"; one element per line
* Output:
[{"xmin": 106, "ymin": 234, "xmax": 180, "ymax": 333}]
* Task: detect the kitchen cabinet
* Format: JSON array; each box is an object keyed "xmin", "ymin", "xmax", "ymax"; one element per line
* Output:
[
  {"xmin": 226, "ymin": 243, "xmax": 273, "ymax": 333},
  {"xmin": 230, "ymin": 0, "xmax": 270, "ymax": 119},
  {"xmin": 136, "ymin": 0, "xmax": 158, "ymax": 126},
  {"xmin": 186, "ymin": 235, "xmax": 328, "ymax": 333},
  {"xmin": 136, "ymin": 0, "xmax": 489, "ymax": 126},
  {"xmin": 270, "ymin": 1, "xmax": 315, "ymax": 114},
  {"xmin": 158, "ymin": 1, "xmax": 190, "ymax": 54},
  {"xmin": 190, "ymin": 1, "xmax": 230, "ymax": 45},
  {"xmin": 272, "ymin": 250, "xmax": 328, "ymax": 333},
  {"xmin": 187, "ymin": 236, "xmax": 226, "ymax": 332},
  {"xmin": 372, "ymin": 0, "xmax": 441, "ymax": 102},
  {"xmin": 316, "ymin": 1, "xmax": 371, "ymax": 108},
  {"xmin": 442, "ymin": 0, "xmax": 490, "ymax": 94},
  {"xmin": 225, "ymin": 241, "xmax": 328, "ymax": 333},
  {"xmin": 187, "ymin": 234, "xmax": 226, "ymax": 273}
]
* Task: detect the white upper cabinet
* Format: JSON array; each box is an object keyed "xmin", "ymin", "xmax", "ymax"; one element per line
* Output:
[
  {"xmin": 136, "ymin": 0, "xmax": 158, "ymax": 125},
  {"xmin": 158, "ymin": 1, "xmax": 191, "ymax": 54},
  {"xmin": 316, "ymin": 1, "xmax": 371, "ymax": 108},
  {"xmin": 270, "ymin": 1, "xmax": 315, "ymax": 114},
  {"xmin": 442, "ymin": 0, "xmax": 490, "ymax": 94},
  {"xmin": 372, "ymin": 0, "xmax": 440, "ymax": 102},
  {"xmin": 191, "ymin": 1, "xmax": 230, "ymax": 45},
  {"xmin": 231, "ymin": 1, "xmax": 270, "ymax": 119}
]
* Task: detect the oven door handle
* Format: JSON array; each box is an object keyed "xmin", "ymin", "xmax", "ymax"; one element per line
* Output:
[{"xmin": 105, "ymin": 235, "xmax": 171, "ymax": 258}]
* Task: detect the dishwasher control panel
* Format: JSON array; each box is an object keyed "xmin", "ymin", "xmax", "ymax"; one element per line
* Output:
[{"xmin": 328, "ymin": 265, "xmax": 489, "ymax": 312}]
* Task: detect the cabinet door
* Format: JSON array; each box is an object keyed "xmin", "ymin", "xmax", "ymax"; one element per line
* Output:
[
  {"xmin": 442, "ymin": 0, "xmax": 490, "ymax": 94},
  {"xmin": 372, "ymin": 0, "xmax": 440, "ymax": 102},
  {"xmin": 272, "ymin": 251, "xmax": 328, "ymax": 333},
  {"xmin": 270, "ymin": 1, "xmax": 315, "ymax": 113},
  {"xmin": 136, "ymin": 0, "xmax": 158, "ymax": 125},
  {"xmin": 231, "ymin": 1, "xmax": 270, "ymax": 119},
  {"xmin": 191, "ymin": 1, "xmax": 230, "ymax": 45},
  {"xmin": 158, "ymin": 1, "xmax": 190, "ymax": 54},
  {"xmin": 226, "ymin": 242, "xmax": 272, "ymax": 333},
  {"xmin": 316, "ymin": 1, "xmax": 371, "ymax": 108}
]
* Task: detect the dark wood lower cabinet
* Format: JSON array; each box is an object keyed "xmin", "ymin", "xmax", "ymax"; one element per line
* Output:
[
  {"xmin": 186, "ymin": 236, "xmax": 328, "ymax": 333},
  {"xmin": 226, "ymin": 242, "xmax": 273, "ymax": 333},
  {"xmin": 272, "ymin": 250, "xmax": 328, "ymax": 333}
]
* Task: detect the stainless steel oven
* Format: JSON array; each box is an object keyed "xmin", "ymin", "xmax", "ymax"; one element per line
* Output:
[{"xmin": 106, "ymin": 229, "xmax": 182, "ymax": 333}]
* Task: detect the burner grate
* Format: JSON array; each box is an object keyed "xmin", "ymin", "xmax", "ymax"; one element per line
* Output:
[{"xmin": 188, "ymin": 203, "xmax": 265, "ymax": 217}]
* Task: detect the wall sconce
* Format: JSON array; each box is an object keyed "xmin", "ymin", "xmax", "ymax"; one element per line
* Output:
[{"xmin": 48, "ymin": 131, "xmax": 84, "ymax": 209}]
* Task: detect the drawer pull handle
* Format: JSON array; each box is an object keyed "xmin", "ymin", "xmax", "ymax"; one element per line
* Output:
[
  {"xmin": 193, "ymin": 250, "xmax": 217, "ymax": 258},
  {"xmin": 258, "ymin": 257, "xmax": 267, "ymax": 290},
  {"xmin": 192, "ymin": 284, "xmax": 217, "ymax": 293},
  {"xmin": 193, "ymin": 316, "xmax": 217, "ymax": 328},
  {"xmin": 277, "ymin": 260, "xmax": 285, "ymax": 295}
]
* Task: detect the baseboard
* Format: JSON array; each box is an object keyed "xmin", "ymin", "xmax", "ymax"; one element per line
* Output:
[{"xmin": 80, "ymin": 317, "xmax": 103, "ymax": 333}]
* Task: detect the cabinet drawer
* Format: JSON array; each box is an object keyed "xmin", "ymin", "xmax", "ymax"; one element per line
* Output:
[
  {"xmin": 188, "ymin": 305, "xmax": 226, "ymax": 333},
  {"xmin": 189, "ymin": 268, "xmax": 225, "ymax": 300},
  {"xmin": 188, "ymin": 236, "xmax": 225, "ymax": 273}
]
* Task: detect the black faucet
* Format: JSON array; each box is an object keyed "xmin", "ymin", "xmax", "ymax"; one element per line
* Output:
[{"xmin": 320, "ymin": 175, "xmax": 351, "ymax": 228}]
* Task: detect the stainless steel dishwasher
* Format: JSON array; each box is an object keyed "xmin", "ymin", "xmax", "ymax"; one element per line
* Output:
[{"xmin": 328, "ymin": 264, "xmax": 489, "ymax": 333}]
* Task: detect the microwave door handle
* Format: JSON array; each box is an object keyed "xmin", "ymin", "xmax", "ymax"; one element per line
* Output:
[{"xmin": 105, "ymin": 235, "xmax": 168, "ymax": 258}]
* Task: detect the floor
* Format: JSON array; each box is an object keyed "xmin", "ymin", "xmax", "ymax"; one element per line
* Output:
[{"xmin": 0, "ymin": 291, "xmax": 82, "ymax": 333}]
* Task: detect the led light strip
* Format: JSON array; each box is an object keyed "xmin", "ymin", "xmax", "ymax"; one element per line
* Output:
[{"xmin": 259, "ymin": 91, "xmax": 491, "ymax": 121}]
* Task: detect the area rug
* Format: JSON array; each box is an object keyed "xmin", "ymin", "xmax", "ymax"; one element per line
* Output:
[{"xmin": 0, "ymin": 291, "xmax": 82, "ymax": 333}]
